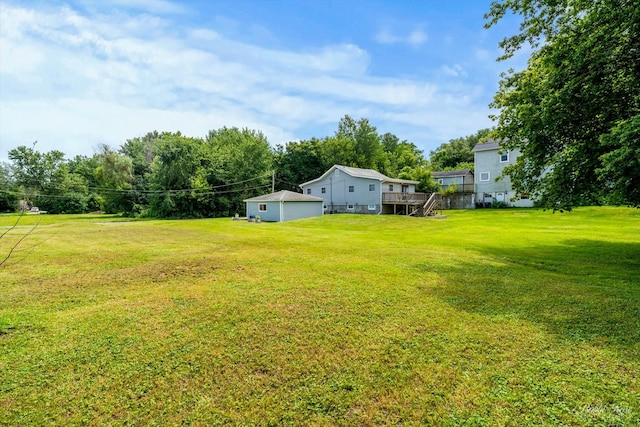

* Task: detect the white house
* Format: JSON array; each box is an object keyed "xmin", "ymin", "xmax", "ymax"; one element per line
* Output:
[
  {"xmin": 244, "ymin": 190, "xmax": 324, "ymax": 222},
  {"xmin": 472, "ymin": 140, "xmax": 534, "ymax": 207},
  {"xmin": 299, "ymin": 165, "xmax": 425, "ymax": 215}
]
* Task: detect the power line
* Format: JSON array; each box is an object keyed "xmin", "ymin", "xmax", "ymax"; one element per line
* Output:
[
  {"xmin": 0, "ymin": 172, "xmax": 274, "ymax": 197},
  {"xmin": 0, "ymin": 183, "xmax": 273, "ymax": 199},
  {"xmin": 0, "ymin": 213, "xmax": 41, "ymax": 268}
]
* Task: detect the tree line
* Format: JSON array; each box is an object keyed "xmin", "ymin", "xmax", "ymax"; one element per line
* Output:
[{"xmin": 2, "ymin": 115, "xmax": 481, "ymax": 218}]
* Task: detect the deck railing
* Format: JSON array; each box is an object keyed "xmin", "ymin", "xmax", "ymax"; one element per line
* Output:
[
  {"xmin": 423, "ymin": 193, "xmax": 442, "ymax": 216},
  {"xmin": 382, "ymin": 192, "xmax": 428, "ymax": 204},
  {"xmin": 440, "ymin": 184, "xmax": 475, "ymax": 193}
]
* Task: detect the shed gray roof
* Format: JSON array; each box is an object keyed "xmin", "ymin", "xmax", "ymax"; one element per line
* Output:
[
  {"xmin": 472, "ymin": 139, "xmax": 502, "ymax": 152},
  {"xmin": 244, "ymin": 190, "xmax": 323, "ymax": 202},
  {"xmin": 432, "ymin": 169, "xmax": 472, "ymax": 178},
  {"xmin": 299, "ymin": 164, "xmax": 419, "ymax": 187}
]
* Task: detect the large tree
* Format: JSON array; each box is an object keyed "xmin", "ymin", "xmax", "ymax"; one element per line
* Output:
[
  {"xmin": 335, "ymin": 115, "xmax": 385, "ymax": 170},
  {"xmin": 380, "ymin": 132, "xmax": 427, "ymax": 177},
  {"xmin": 119, "ymin": 131, "xmax": 159, "ymax": 214},
  {"xmin": 273, "ymin": 138, "xmax": 325, "ymax": 192},
  {"xmin": 95, "ymin": 144, "xmax": 134, "ymax": 214},
  {"xmin": 8, "ymin": 146, "xmax": 90, "ymax": 213},
  {"xmin": 0, "ymin": 163, "xmax": 18, "ymax": 212},
  {"xmin": 429, "ymin": 128, "xmax": 492, "ymax": 171},
  {"xmin": 206, "ymin": 127, "xmax": 274, "ymax": 217},
  {"xmin": 486, "ymin": 0, "xmax": 640, "ymax": 209},
  {"xmin": 315, "ymin": 115, "xmax": 387, "ymax": 171},
  {"xmin": 148, "ymin": 133, "xmax": 213, "ymax": 218}
]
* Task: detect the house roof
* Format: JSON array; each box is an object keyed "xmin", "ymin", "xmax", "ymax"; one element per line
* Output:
[
  {"xmin": 432, "ymin": 169, "xmax": 472, "ymax": 178},
  {"xmin": 244, "ymin": 190, "xmax": 323, "ymax": 203},
  {"xmin": 472, "ymin": 139, "xmax": 501, "ymax": 152},
  {"xmin": 299, "ymin": 164, "xmax": 419, "ymax": 187},
  {"xmin": 336, "ymin": 165, "xmax": 389, "ymax": 181}
]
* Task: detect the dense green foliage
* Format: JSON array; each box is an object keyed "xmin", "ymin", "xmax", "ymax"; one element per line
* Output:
[
  {"xmin": 598, "ymin": 115, "xmax": 640, "ymax": 205},
  {"xmin": 3, "ymin": 116, "xmax": 439, "ymax": 217},
  {"xmin": 7, "ymin": 146, "xmax": 94, "ymax": 214},
  {"xmin": 1, "ymin": 208, "xmax": 638, "ymax": 424},
  {"xmin": 429, "ymin": 128, "xmax": 492, "ymax": 172},
  {"xmin": 273, "ymin": 138, "xmax": 326, "ymax": 192},
  {"xmin": 486, "ymin": 0, "xmax": 640, "ymax": 209},
  {"xmin": 0, "ymin": 163, "xmax": 19, "ymax": 212}
]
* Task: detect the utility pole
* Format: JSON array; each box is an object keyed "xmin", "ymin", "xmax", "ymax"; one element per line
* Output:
[{"xmin": 272, "ymin": 171, "xmax": 275, "ymax": 193}]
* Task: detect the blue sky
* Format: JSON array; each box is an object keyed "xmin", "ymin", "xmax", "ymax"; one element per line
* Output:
[{"xmin": 0, "ymin": 0, "xmax": 526, "ymax": 163}]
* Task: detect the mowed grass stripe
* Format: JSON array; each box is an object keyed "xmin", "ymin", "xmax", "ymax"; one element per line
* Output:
[{"xmin": 0, "ymin": 207, "xmax": 638, "ymax": 425}]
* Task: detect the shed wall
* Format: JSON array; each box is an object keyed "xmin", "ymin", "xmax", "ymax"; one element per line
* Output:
[
  {"xmin": 282, "ymin": 201, "xmax": 324, "ymax": 221},
  {"xmin": 246, "ymin": 201, "xmax": 281, "ymax": 222}
]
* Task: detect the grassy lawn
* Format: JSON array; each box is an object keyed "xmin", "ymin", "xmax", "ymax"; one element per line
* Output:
[{"xmin": 1, "ymin": 207, "xmax": 639, "ymax": 426}]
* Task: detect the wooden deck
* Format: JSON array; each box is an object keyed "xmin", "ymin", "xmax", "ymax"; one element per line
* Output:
[
  {"xmin": 382, "ymin": 192, "xmax": 442, "ymax": 216},
  {"xmin": 382, "ymin": 192, "xmax": 428, "ymax": 205}
]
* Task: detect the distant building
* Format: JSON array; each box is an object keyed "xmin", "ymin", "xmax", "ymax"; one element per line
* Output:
[
  {"xmin": 244, "ymin": 190, "xmax": 324, "ymax": 222},
  {"xmin": 431, "ymin": 169, "xmax": 475, "ymax": 209},
  {"xmin": 432, "ymin": 169, "xmax": 474, "ymax": 193},
  {"xmin": 472, "ymin": 140, "xmax": 534, "ymax": 207}
]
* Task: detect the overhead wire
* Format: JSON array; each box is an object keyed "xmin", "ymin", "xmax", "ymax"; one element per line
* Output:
[{"xmin": 0, "ymin": 172, "xmax": 275, "ymax": 198}]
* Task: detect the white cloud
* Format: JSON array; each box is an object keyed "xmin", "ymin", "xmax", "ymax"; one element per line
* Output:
[
  {"xmin": 98, "ymin": 0, "xmax": 187, "ymax": 15},
  {"xmin": 407, "ymin": 29, "xmax": 428, "ymax": 47},
  {"xmin": 374, "ymin": 25, "xmax": 428, "ymax": 47},
  {"xmin": 189, "ymin": 28, "xmax": 219, "ymax": 41},
  {"xmin": 375, "ymin": 28, "xmax": 402, "ymax": 44},
  {"xmin": 0, "ymin": 3, "xmax": 494, "ymax": 163},
  {"xmin": 441, "ymin": 64, "xmax": 466, "ymax": 77}
]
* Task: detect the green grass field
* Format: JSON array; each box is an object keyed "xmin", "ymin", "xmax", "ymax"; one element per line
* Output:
[{"xmin": 1, "ymin": 207, "xmax": 639, "ymax": 426}]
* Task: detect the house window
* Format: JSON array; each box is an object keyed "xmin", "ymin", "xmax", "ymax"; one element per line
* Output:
[
  {"xmin": 258, "ymin": 204, "xmax": 267, "ymax": 212},
  {"xmin": 306, "ymin": 188, "xmax": 311, "ymax": 194},
  {"xmin": 347, "ymin": 204, "xmax": 355, "ymax": 211},
  {"xmin": 348, "ymin": 185, "xmax": 354, "ymax": 192},
  {"xmin": 368, "ymin": 204, "xmax": 376, "ymax": 210},
  {"xmin": 500, "ymin": 152, "xmax": 509, "ymax": 162},
  {"xmin": 335, "ymin": 169, "xmax": 340, "ymax": 177},
  {"xmin": 480, "ymin": 172, "xmax": 490, "ymax": 181},
  {"xmin": 389, "ymin": 184, "xmax": 394, "ymax": 191},
  {"xmin": 321, "ymin": 187, "xmax": 326, "ymax": 194},
  {"xmin": 369, "ymin": 184, "xmax": 375, "ymax": 191}
]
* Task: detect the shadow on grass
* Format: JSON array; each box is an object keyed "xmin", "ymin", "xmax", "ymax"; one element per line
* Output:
[{"xmin": 419, "ymin": 239, "xmax": 640, "ymax": 355}]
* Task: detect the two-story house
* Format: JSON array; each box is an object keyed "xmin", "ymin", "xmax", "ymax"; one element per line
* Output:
[
  {"xmin": 472, "ymin": 140, "xmax": 534, "ymax": 207},
  {"xmin": 299, "ymin": 165, "xmax": 425, "ymax": 215}
]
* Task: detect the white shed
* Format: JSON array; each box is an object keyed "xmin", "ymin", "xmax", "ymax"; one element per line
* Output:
[{"xmin": 244, "ymin": 190, "xmax": 324, "ymax": 222}]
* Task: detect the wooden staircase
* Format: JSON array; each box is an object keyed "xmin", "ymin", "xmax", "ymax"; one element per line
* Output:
[{"xmin": 422, "ymin": 193, "xmax": 442, "ymax": 216}]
